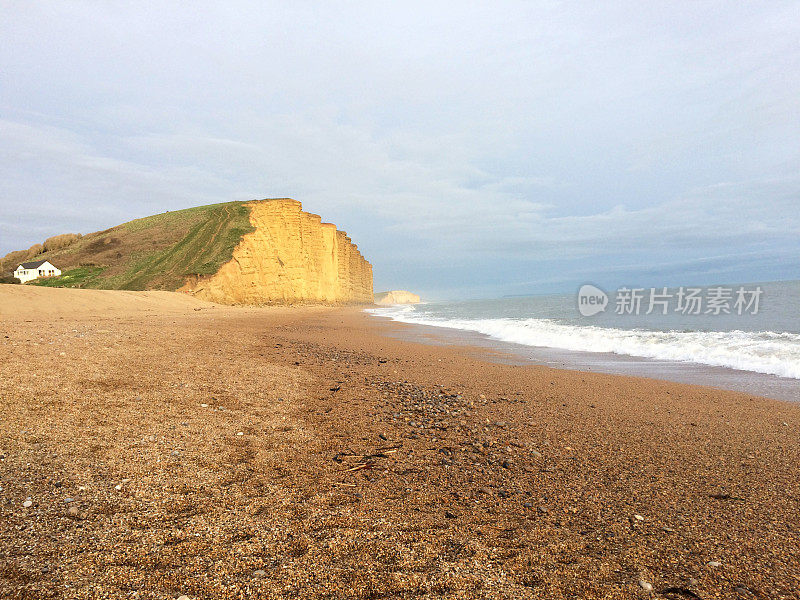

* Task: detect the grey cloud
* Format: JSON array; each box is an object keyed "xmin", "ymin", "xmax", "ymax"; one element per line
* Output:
[{"xmin": 1, "ymin": 2, "xmax": 798, "ymax": 296}]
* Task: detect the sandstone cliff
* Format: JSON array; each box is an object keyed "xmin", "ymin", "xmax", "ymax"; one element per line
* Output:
[
  {"xmin": 180, "ymin": 199, "xmax": 373, "ymax": 305},
  {"xmin": 374, "ymin": 290, "xmax": 421, "ymax": 305}
]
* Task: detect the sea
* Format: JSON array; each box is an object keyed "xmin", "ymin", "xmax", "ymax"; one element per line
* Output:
[{"xmin": 366, "ymin": 280, "xmax": 800, "ymax": 402}]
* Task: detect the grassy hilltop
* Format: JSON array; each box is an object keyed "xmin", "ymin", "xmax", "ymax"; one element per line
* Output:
[{"xmin": 0, "ymin": 201, "xmax": 254, "ymax": 290}]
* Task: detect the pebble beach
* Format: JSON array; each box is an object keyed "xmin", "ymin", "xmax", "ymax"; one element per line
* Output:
[{"xmin": 1, "ymin": 286, "xmax": 798, "ymax": 599}]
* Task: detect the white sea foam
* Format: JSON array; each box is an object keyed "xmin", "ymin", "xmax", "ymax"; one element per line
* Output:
[{"xmin": 367, "ymin": 305, "xmax": 800, "ymax": 379}]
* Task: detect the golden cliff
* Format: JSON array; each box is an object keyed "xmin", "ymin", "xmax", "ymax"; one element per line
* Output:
[
  {"xmin": 374, "ymin": 290, "xmax": 421, "ymax": 305},
  {"xmin": 180, "ymin": 199, "xmax": 373, "ymax": 305}
]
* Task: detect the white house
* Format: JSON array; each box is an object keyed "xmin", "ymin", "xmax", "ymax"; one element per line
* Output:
[{"xmin": 14, "ymin": 260, "xmax": 61, "ymax": 283}]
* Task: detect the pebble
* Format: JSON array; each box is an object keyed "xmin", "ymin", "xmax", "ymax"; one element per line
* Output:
[
  {"xmin": 236, "ymin": 431, "xmax": 244, "ymax": 436},
  {"xmin": 530, "ymin": 449, "xmax": 542, "ymax": 458},
  {"xmin": 634, "ymin": 514, "xmax": 645, "ymax": 521},
  {"xmin": 68, "ymin": 506, "xmax": 79, "ymax": 517},
  {"xmin": 200, "ymin": 403, "xmax": 209, "ymax": 408},
  {"xmin": 707, "ymin": 560, "xmax": 722, "ymax": 568},
  {"xmin": 638, "ymin": 579, "xmax": 653, "ymax": 592},
  {"xmin": 22, "ymin": 499, "xmax": 33, "ymax": 508},
  {"xmin": 177, "ymin": 596, "xmax": 190, "ymax": 600},
  {"xmin": 115, "ymin": 484, "xmax": 123, "ymax": 491},
  {"xmin": 64, "ymin": 497, "xmax": 74, "ymax": 503},
  {"xmin": 253, "ymin": 569, "xmax": 267, "ymax": 577}
]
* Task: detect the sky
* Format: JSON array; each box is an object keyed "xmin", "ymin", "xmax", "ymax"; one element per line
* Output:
[{"xmin": 1, "ymin": 2, "xmax": 799, "ymax": 299}]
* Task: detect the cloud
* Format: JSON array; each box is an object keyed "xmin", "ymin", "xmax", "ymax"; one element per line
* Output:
[{"xmin": 1, "ymin": 2, "xmax": 798, "ymax": 297}]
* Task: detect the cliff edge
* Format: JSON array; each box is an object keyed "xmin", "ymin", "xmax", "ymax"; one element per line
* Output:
[
  {"xmin": 374, "ymin": 290, "xmax": 420, "ymax": 305},
  {"xmin": 180, "ymin": 199, "xmax": 373, "ymax": 305}
]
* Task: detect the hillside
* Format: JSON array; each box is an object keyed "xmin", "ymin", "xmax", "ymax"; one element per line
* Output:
[
  {"xmin": 1, "ymin": 202, "xmax": 254, "ymax": 291},
  {"xmin": 1, "ymin": 199, "xmax": 374, "ymax": 304}
]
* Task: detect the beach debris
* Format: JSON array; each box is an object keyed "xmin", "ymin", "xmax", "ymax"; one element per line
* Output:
[
  {"xmin": 253, "ymin": 569, "xmax": 267, "ymax": 577},
  {"xmin": 638, "ymin": 579, "xmax": 653, "ymax": 592},
  {"xmin": 634, "ymin": 514, "xmax": 645, "ymax": 521},
  {"xmin": 661, "ymin": 587, "xmax": 701, "ymax": 598},
  {"xmin": 68, "ymin": 505, "xmax": 80, "ymax": 517},
  {"xmin": 64, "ymin": 497, "xmax": 74, "ymax": 503},
  {"xmin": 710, "ymin": 492, "xmax": 744, "ymax": 501},
  {"xmin": 236, "ymin": 431, "xmax": 244, "ymax": 436},
  {"xmin": 177, "ymin": 596, "xmax": 190, "ymax": 600},
  {"xmin": 22, "ymin": 499, "xmax": 33, "ymax": 508},
  {"xmin": 345, "ymin": 462, "xmax": 373, "ymax": 472},
  {"xmin": 707, "ymin": 560, "xmax": 722, "ymax": 568}
]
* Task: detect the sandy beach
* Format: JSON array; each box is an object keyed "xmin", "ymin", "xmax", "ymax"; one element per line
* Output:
[{"xmin": 1, "ymin": 286, "xmax": 798, "ymax": 599}]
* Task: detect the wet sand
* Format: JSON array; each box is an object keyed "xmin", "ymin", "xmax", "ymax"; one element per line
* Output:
[{"xmin": 1, "ymin": 286, "xmax": 798, "ymax": 599}]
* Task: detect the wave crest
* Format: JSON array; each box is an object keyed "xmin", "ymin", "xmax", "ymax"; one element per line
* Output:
[{"xmin": 367, "ymin": 306, "xmax": 800, "ymax": 379}]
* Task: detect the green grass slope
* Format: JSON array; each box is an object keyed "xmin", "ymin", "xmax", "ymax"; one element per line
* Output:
[{"xmin": 18, "ymin": 201, "xmax": 255, "ymax": 291}]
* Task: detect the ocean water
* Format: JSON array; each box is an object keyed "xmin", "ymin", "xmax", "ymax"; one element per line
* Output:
[{"xmin": 367, "ymin": 280, "xmax": 800, "ymax": 400}]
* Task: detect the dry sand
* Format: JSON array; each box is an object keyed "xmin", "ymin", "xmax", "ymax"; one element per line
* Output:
[{"xmin": 1, "ymin": 285, "xmax": 798, "ymax": 599}]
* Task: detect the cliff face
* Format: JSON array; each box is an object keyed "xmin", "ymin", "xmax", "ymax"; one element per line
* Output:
[
  {"xmin": 180, "ymin": 199, "xmax": 373, "ymax": 305},
  {"xmin": 374, "ymin": 290, "xmax": 421, "ymax": 305}
]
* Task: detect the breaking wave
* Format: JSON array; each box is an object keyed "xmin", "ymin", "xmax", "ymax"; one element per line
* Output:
[{"xmin": 367, "ymin": 304, "xmax": 800, "ymax": 379}]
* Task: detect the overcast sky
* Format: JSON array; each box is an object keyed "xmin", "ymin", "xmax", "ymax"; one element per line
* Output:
[{"xmin": 1, "ymin": 2, "xmax": 798, "ymax": 298}]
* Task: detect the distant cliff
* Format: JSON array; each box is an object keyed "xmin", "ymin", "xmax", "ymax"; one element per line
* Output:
[
  {"xmin": 180, "ymin": 199, "xmax": 373, "ymax": 305},
  {"xmin": 374, "ymin": 290, "xmax": 420, "ymax": 305}
]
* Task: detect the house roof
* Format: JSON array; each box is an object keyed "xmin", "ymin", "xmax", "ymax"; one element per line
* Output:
[{"xmin": 19, "ymin": 260, "xmax": 49, "ymax": 269}]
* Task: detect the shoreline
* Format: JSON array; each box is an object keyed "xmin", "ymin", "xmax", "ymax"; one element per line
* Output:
[
  {"xmin": 1, "ymin": 287, "xmax": 798, "ymax": 598},
  {"xmin": 368, "ymin": 311, "xmax": 800, "ymax": 403}
]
